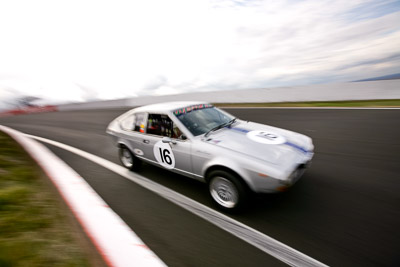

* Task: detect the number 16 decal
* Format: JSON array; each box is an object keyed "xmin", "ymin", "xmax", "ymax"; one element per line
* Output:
[
  {"xmin": 159, "ymin": 148, "xmax": 172, "ymax": 165},
  {"xmin": 154, "ymin": 141, "xmax": 175, "ymax": 169}
]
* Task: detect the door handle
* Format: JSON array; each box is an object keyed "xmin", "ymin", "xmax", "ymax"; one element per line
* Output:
[{"xmin": 143, "ymin": 139, "xmax": 150, "ymax": 144}]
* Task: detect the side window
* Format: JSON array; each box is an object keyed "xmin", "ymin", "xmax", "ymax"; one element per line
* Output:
[
  {"xmin": 147, "ymin": 114, "xmax": 171, "ymax": 137},
  {"xmin": 147, "ymin": 114, "xmax": 184, "ymax": 139},
  {"xmin": 134, "ymin": 113, "xmax": 146, "ymax": 133},
  {"xmin": 172, "ymin": 124, "xmax": 184, "ymax": 139},
  {"xmin": 120, "ymin": 115, "xmax": 135, "ymax": 131}
]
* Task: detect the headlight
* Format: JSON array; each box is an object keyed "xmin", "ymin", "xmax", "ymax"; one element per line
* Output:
[{"xmin": 280, "ymin": 166, "xmax": 305, "ymax": 186}]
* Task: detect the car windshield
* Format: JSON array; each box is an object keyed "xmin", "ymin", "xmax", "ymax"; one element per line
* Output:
[{"xmin": 174, "ymin": 106, "xmax": 235, "ymax": 136}]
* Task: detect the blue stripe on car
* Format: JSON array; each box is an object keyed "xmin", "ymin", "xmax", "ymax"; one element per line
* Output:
[
  {"xmin": 231, "ymin": 127, "xmax": 309, "ymax": 153},
  {"xmin": 283, "ymin": 142, "xmax": 309, "ymax": 153},
  {"xmin": 231, "ymin": 127, "xmax": 250, "ymax": 133}
]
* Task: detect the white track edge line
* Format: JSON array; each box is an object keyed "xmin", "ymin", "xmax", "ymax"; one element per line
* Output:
[
  {"xmin": 0, "ymin": 125, "xmax": 166, "ymax": 267},
  {"xmin": 22, "ymin": 131, "xmax": 329, "ymax": 267}
]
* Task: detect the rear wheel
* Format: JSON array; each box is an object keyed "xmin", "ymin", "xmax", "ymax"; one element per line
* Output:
[
  {"xmin": 119, "ymin": 146, "xmax": 141, "ymax": 171},
  {"xmin": 208, "ymin": 170, "xmax": 248, "ymax": 212}
]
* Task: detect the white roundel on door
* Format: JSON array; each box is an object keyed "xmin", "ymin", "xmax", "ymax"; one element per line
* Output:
[
  {"xmin": 247, "ymin": 130, "xmax": 286, "ymax": 145},
  {"xmin": 153, "ymin": 140, "xmax": 175, "ymax": 169}
]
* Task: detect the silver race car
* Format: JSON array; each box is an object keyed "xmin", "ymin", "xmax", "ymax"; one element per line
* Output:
[{"xmin": 107, "ymin": 101, "xmax": 314, "ymax": 211}]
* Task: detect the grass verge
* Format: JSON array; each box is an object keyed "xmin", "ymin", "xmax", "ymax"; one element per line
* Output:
[
  {"xmin": 0, "ymin": 131, "xmax": 92, "ymax": 267},
  {"xmin": 214, "ymin": 99, "xmax": 400, "ymax": 108}
]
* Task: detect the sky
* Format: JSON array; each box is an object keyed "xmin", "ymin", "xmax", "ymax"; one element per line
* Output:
[{"xmin": 0, "ymin": 0, "xmax": 400, "ymax": 109}]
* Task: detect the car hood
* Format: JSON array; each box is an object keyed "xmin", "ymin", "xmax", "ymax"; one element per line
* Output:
[{"xmin": 202, "ymin": 120, "xmax": 313, "ymax": 164}]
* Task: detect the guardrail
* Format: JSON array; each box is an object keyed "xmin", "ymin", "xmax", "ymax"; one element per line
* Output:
[
  {"xmin": 58, "ymin": 80, "xmax": 400, "ymax": 111},
  {"xmin": 2, "ymin": 80, "xmax": 399, "ymax": 114}
]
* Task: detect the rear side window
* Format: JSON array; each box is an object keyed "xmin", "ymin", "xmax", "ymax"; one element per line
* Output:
[
  {"xmin": 120, "ymin": 115, "xmax": 135, "ymax": 131},
  {"xmin": 134, "ymin": 113, "xmax": 146, "ymax": 133}
]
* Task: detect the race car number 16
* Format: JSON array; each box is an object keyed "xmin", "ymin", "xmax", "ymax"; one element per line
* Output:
[
  {"xmin": 159, "ymin": 148, "xmax": 172, "ymax": 164},
  {"xmin": 153, "ymin": 141, "xmax": 175, "ymax": 169}
]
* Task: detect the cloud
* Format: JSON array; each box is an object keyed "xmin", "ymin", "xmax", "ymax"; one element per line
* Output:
[
  {"xmin": 142, "ymin": 76, "xmax": 169, "ymax": 93},
  {"xmin": 342, "ymin": 0, "xmax": 400, "ymax": 21},
  {"xmin": 0, "ymin": 0, "xmax": 399, "ymax": 105},
  {"xmin": 203, "ymin": 0, "xmax": 400, "ymax": 87}
]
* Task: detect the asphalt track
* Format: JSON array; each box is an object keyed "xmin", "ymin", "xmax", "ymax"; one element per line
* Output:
[{"xmin": 1, "ymin": 108, "xmax": 399, "ymax": 266}]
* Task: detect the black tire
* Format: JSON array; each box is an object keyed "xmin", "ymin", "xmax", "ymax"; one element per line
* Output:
[
  {"xmin": 119, "ymin": 146, "xmax": 141, "ymax": 171},
  {"xmin": 208, "ymin": 170, "xmax": 249, "ymax": 212}
]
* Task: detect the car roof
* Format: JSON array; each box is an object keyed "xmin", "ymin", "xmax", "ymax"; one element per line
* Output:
[{"xmin": 132, "ymin": 101, "xmax": 210, "ymax": 113}]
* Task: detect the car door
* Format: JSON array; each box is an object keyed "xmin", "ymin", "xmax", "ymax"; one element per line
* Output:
[
  {"xmin": 119, "ymin": 112, "xmax": 146, "ymax": 157},
  {"xmin": 141, "ymin": 113, "xmax": 193, "ymax": 177}
]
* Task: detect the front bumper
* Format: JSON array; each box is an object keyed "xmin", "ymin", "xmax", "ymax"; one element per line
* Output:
[{"xmin": 248, "ymin": 157, "xmax": 312, "ymax": 194}]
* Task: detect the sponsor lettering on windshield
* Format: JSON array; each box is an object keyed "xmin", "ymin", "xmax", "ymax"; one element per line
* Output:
[{"xmin": 173, "ymin": 104, "xmax": 213, "ymax": 116}]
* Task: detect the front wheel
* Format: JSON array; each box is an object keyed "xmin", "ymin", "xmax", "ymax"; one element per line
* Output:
[
  {"xmin": 208, "ymin": 170, "xmax": 248, "ymax": 212},
  {"xmin": 119, "ymin": 146, "xmax": 141, "ymax": 171}
]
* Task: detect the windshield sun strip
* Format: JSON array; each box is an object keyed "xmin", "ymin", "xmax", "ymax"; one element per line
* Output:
[{"xmin": 173, "ymin": 104, "xmax": 214, "ymax": 116}]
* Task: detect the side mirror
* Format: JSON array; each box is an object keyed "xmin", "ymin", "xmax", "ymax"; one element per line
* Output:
[{"xmin": 162, "ymin": 137, "xmax": 176, "ymax": 144}]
